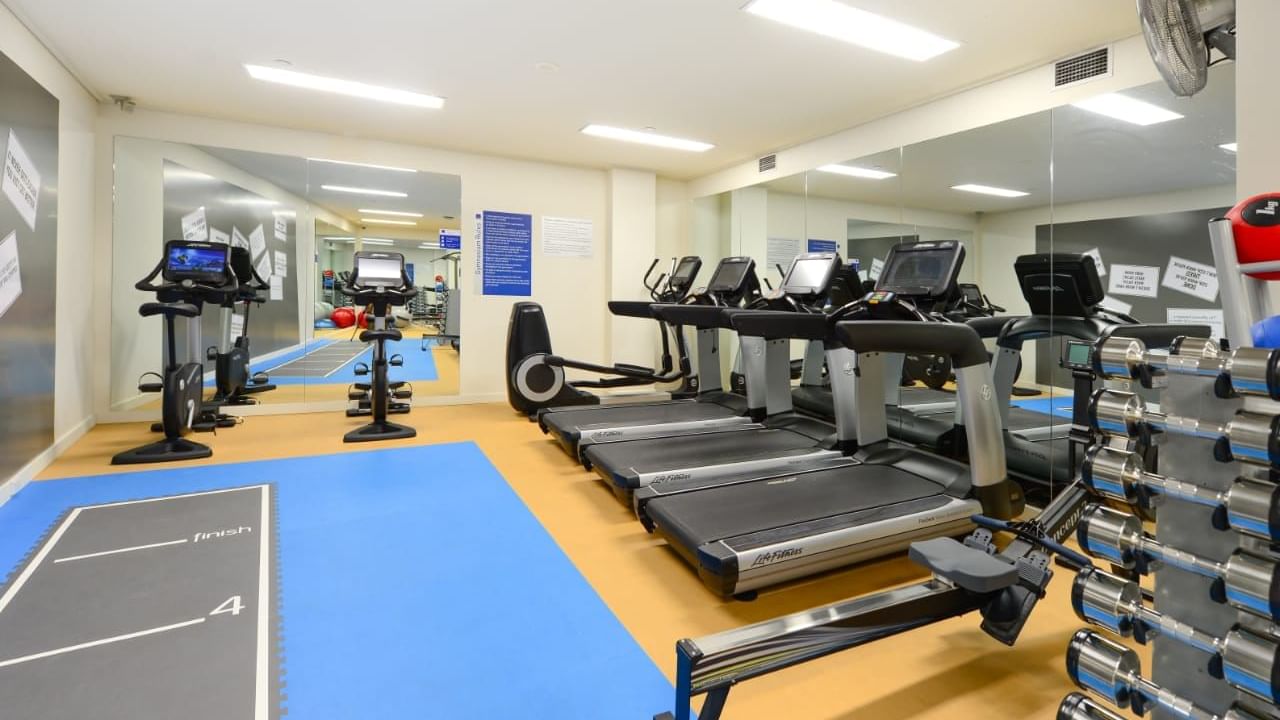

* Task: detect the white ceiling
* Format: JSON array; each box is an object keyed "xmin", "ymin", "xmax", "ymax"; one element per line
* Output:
[
  {"xmin": 765, "ymin": 64, "xmax": 1237, "ymax": 214},
  {"xmin": 9, "ymin": 0, "xmax": 1141, "ymax": 178},
  {"xmin": 200, "ymin": 146, "xmax": 462, "ymax": 236}
]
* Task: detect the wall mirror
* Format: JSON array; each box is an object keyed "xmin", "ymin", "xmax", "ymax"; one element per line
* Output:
[{"xmin": 110, "ymin": 138, "xmax": 462, "ymax": 417}]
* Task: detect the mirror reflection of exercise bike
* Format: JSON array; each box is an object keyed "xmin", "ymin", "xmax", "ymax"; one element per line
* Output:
[
  {"xmin": 342, "ymin": 251, "xmax": 419, "ymax": 443},
  {"xmin": 209, "ymin": 246, "xmax": 276, "ymax": 406},
  {"xmin": 114, "ymin": 240, "xmax": 237, "ymax": 465}
]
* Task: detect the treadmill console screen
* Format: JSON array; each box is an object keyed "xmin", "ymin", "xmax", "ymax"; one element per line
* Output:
[
  {"xmin": 1063, "ymin": 340, "xmax": 1093, "ymax": 371},
  {"xmin": 355, "ymin": 252, "xmax": 406, "ymax": 288},
  {"xmin": 164, "ymin": 241, "xmax": 229, "ymax": 284},
  {"xmin": 707, "ymin": 258, "xmax": 753, "ymax": 293},
  {"xmin": 877, "ymin": 242, "xmax": 963, "ymax": 298},
  {"xmin": 781, "ymin": 254, "xmax": 838, "ymax": 296}
]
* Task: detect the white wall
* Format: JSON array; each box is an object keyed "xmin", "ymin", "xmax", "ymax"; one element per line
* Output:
[
  {"xmin": 94, "ymin": 107, "xmax": 613, "ymax": 413},
  {"xmin": 608, "ymin": 169, "xmax": 658, "ymax": 366},
  {"xmin": 0, "ymin": 1, "xmax": 98, "ymax": 498}
]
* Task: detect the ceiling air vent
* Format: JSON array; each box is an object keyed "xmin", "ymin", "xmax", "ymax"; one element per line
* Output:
[
  {"xmin": 1053, "ymin": 46, "xmax": 1112, "ymax": 89},
  {"xmin": 758, "ymin": 154, "xmax": 777, "ymax": 173}
]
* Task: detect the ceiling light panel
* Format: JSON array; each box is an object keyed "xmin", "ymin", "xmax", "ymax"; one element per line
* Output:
[
  {"xmin": 743, "ymin": 0, "xmax": 959, "ymax": 62},
  {"xmin": 358, "ymin": 209, "xmax": 424, "ymax": 218},
  {"xmin": 1219, "ymin": 142, "xmax": 1238, "ymax": 153},
  {"xmin": 951, "ymin": 183, "xmax": 1029, "ymax": 198},
  {"xmin": 817, "ymin": 164, "xmax": 897, "ymax": 179},
  {"xmin": 362, "ymin": 218, "xmax": 417, "ymax": 226},
  {"xmin": 308, "ymin": 158, "xmax": 418, "ymax": 173},
  {"xmin": 245, "ymin": 64, "xmax": 444, "ymax": 109},
  {"xmin": 321, "ymin": 185, "xmax": 407, "ymax": 198},
  {"xmin": 1071, "ymin": 93, "xmax": 1184, "ymax": 126},
  {"xmin": 580, "ymin": 125, "xmax": 714, "ymax": 152}
]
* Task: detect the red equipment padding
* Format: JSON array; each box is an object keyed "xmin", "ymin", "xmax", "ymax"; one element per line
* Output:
[{"xmin": 1229, "ymin": 193, "xmax": 1280, "ymax": 280}]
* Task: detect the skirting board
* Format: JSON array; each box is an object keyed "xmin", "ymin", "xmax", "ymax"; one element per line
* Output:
[{"xmin": 0, "ymin": 414, "xmax": 96, "ymax": 508}]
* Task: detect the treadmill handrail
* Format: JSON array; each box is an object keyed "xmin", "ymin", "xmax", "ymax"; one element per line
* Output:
[
  {"xmin": 651, "ymin": 303, "xmax": 738, "ymax": 329},
  {"xmin": 965, "ymin": 315, "xmax": 1023, "ymax": 339},
  {"xmin": 835, "ymin": 321, "xmax": 988, "ymax": 368},
  {"xmin": 728, "ymin": 310, "xmax": 830, "ymax": 341},
  {"xmin": 995, "ymin": 316, "xmax": 1110, "ymax": 349},
  {"xmin": 608, "ymin": 300, "xmax": 663, "ymax": 319}
]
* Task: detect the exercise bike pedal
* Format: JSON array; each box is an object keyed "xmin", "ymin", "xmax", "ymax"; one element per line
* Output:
[
  {"xmin": 389, "ymin": 354, "xmax": 404, "ymax": 367},
  {"xmin": 138, "ymin": 382, "xmax": 163, "ymax": 393},
  {"xmin": 354, "ymin": 382, "xmax": 371, "ymax": 391},
  {"xmin": 348, "ymin": 390, "xmax": 369, "ymax": 401},
  {"xmin": 390, "ymin": 402, "xmax": 412, "ymax": 414},
  {"xmin": 388, "ymin": 380, "xmax": 406, "ymax": 390},
  {"xmin": 392, "ymin": 388, "xmax": 413, "ymax": 400},
  {"xmin": 345, "ymin": 408, "xmax": 372, "ymax": 417},
  {"xmin": 250, "ymin": 372, "xmax": 270, "ymax": 385},
  {"xmin": 353, "ymin": 362, "xmax": 370, "ymax": 377},
  {"xmin": 149, "ymin": 421, "xmax": 163, "ymax": 433}
]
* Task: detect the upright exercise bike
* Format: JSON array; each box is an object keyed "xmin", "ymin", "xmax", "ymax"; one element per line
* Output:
[
  {"xmin": 342, "ymin": 250, "xmax": 418, "ymax": 443},
  {"xmin": 209, "ymin": 246, "xmax": 276, "ymax": 406},
  {"xmin": 114, "ymin": 240, "xmax": 236, "ymax": 465}
]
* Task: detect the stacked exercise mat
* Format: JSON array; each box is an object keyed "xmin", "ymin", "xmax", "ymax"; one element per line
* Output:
[{"xmin": 1059, "ymin": 334, "xmax": 1280, "ymax": 720}]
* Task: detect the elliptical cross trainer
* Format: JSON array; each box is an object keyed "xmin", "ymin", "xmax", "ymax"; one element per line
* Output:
[{"xmin": 342, "ymin": 250, "xmax": 418, "ymax": 443}]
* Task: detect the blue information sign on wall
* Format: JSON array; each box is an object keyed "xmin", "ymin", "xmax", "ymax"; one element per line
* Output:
[
  {"xmin": 482, "ymin": 211, "xmax": 532, "ymax": 296},
  {"xmin": 439, "ymin": 229, "xmax": 462, "ymax": 250},
  {"xmin": 808, "ymin": 239, "xmax": 839, "ymax": 253}
]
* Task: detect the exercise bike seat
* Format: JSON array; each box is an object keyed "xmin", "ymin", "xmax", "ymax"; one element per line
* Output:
[
  {"xmin": 908, "ymin": 537, "xmax": 1019, "ymax": 593},
  {"xmin": 360, "ymin": 328, "xmax": 403, "ymax": 343},
  {"xmin": 139, "ymin": 302, "xmax": 200, "ymax": 319}
]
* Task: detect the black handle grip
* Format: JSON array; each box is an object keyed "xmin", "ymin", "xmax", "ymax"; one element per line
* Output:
[
  {"xmin": 651, "ymin": 303, "xmax": 736, "ymax": 329},
  {"xmin": 835, "ymin": 321, "xmax": 988, "ymax": 368},
  {"xmin": 728, "ymin": 310, "xmax": 829, "ymax": 340}
]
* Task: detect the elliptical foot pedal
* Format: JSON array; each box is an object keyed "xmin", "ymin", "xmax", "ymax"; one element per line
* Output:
[{"xmin": 354, "ymin": 362, "xmax": 370, "ymax": 377}]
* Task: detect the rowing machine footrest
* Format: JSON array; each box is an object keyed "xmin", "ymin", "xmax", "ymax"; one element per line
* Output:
[
  {"xmin": 138, "ymin": 382, "xmax": 163, "ymax": 393},
  {"xmin": 908, "ymin": 537, "xmax": 1019, "ymax": 593},
  {"xmin": 354, "ymin": 362, "xmax": 370, "ymax": 376},
  {"xmin": 389, "ymin": 354, "xmax": 404, "ymax": 367}
]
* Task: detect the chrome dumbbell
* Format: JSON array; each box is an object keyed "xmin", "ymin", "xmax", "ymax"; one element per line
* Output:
[
  {"xmin": 1094, "ymin": 335, "xmax": 1280, "ymax": 400},
  {"xmin": 1066, "ymin": 631, "xmax": 1269, "ymax": 720},
  {"xmin": 1072, "ymin": 566, "xmax": 1280, "ymax": 703},
  {"xmin": 1082, "ymin": 446, "xmax": 1280, "ymax": 542},
  {"xmin": 1077, "ymin": 505, "xmax": 1280, "ymax": 622},
  {"xmin": 1089, "ymin": 389, "xmax": 1280, "ymax": 467}
]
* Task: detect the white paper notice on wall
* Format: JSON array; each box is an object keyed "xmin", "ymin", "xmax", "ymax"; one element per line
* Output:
[
  {"xmin": 1099, "ymin": 295, "xmax": 1133, "ymax": 315},
  {"xmin": 231, "ymin": 226, "xmax": 249, "ymax": 250},
  {"xmin": 2, "ymin": 130, "xmax": 40, "ymax": 231},
  {"xmin": 0, "ymin": 231, "xmax": 21, "ymax": 319},
  {"xmin": 273, "ymin": 250, "xmax": 288, "ymax": 278},
  {"xmin": 870, "ymin": 257, "xmax": 885, "ymax": 281},
  {"xmin": 541, "ymin": 216, "xmax": 593, "ymax": 257},
  {"xmin": 209, "ymin": 227, "xmax": 230, "ymax": 245},
  {"xmin": 766, "ymin": 238, "xmax": 799, "ymax": 272},
  {"xmin": 229, "ymin": 313, "xmax": 245, "ymax": 340},
  {"xmin": 249, "ymin": 225, "xmax": 267, "ymax": 260},
  {"xmin": 1083, "ymin": 247, "xmax": 1107, "ymax": 276},
  {"xmin": 1162, "ymin": 256, "xmax": 1219, "ymax": 303},
  {"xmin": 255, "ymin": 252, "xmax": 272, "ymax": 281},
  {"xmin": 181, "ymin": 207, "xmax": 208, "ymax": 242},
  {"xmin": 1167, "ymin": 307, "xmax": 1225, "ymax": 339},
  {"xmin": 1107, "ymin": 264, "xmax": 1159, "ymax": 298},
  {"xmin": 274, "ymin": 215, "xmax": 288, "ymax": 242},
  {"xmin": 269, "ymin": 275, "xmax": 283, "ymax": 301}
]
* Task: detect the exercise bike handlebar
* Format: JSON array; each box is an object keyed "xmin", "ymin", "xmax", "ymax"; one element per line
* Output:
[{"xmin": 135, "ymin": 257, "xmax": 239, "ymax": 297}]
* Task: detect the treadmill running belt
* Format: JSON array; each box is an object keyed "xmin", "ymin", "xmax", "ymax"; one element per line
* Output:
[
  {"xmin": 585, "ymin": 429, "xmax": 825, "ymax": 486},
  {"xmin": 648, "ymin": 465, "xmax": 949, "ymax": 552},
  {"xmin": 900, "ymin": 386, "xmax": 954, "ymax": 405},
  {"xmin": 543, "ymin": 401, "xmax": 739, "ymax": 439}
]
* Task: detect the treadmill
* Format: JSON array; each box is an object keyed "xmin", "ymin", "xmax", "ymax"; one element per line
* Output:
[
  {"xmin": 582, "ymin": 253, "xmax": 858, "ymax": 504},
  {"xmin": 537, "ymin": 256, "xmax": 762, "ymax": 461},
  {"xmin": 639, "ymin": 290, "xmax": 1024, "ymax": 596}
]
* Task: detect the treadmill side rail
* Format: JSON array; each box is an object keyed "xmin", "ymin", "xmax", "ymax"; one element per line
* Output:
[{"xmin": 574, "ymin": 416, "xmax": 760, "ymax": 453}]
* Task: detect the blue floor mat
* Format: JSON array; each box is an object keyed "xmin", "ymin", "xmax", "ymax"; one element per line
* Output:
[
  {"xmin": 255, "ymin": 337, "xmax": 438, "ymax": 386},
  {"xmin": 0, "ymin": 444, "xmax": 673, "ymax": 719},
  {"xmin": 1010, "ymin": 396, "xmax": 1074, "ymax": 420}
]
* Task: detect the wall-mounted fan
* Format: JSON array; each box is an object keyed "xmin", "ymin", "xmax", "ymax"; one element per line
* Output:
[{"xmin": 1137, "ymin": 0, "xmax": 1236, "ymax": 97}]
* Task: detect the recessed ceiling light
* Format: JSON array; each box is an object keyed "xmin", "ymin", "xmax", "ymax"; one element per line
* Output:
[
  {"xmin": 581, "ymin": 124, "xmax": 714, "ymax": 152},
  {"xmin": 321, "ymin": 184, "xmax": 407, "ymax": 198},
  {"xmin": 1071, "ymin": 93, "xmax": 1183, "ymax": 126},
  {"xmin": 244, "ymin": 64, "xmax": 444, "ymax": 109},
  {"xmin": 362, "ymin": 218, "xmax": 417, "ymax": 226},
  {"xmin": 349, "ymin": 238, "xmax": 396, "ymax": 246},
  {"xmin": 358, "ymin": 208, "xmax": 424, "ymax": 218},
  {"xmin": 323, "ymin": 236, "xmax": 355, "ymax": 241},
  {"xmin": 1219, "ymin": 142, "xmax": 1238, "ymax": 153},
  {"xmin": 817, "ymin": 164, "xmax": 897, "ymax": 180},
  {"xmin": 951, "ymin": 183, "xmax": 1029, "ymax": 198},
  {"xmin": 743, "ymin": 0, "xmax": 959, "ymax": 62},
  {"xmin": 308, "ymin": 158, "xmax": 418, "ymax": 173}
]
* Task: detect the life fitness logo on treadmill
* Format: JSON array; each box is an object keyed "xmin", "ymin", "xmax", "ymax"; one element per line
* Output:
[
  {"xmin": 842, "ymin": 361, "xmax": 856, "ymax": 376},
  {"xmin": 751, "ymin": 547, "xmax": 803, "ymax": 568},
  {"xmin": 980, "ymin": 384, "xmax": 992, "ymax": 402}
]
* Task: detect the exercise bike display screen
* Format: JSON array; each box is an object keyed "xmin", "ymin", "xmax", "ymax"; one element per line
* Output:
[
  {"xmin": 707, "ymin": 258, "xmax": 752, "ymax": 293},
  {"xmin": 355, "ymin": 254, "xmax": 405, "ymax": 287},
  {"xmin": 670, "ymin": 257, "xmax": 700, "ymax": 287},
  {"xmin": 878, "ymin": 245, "xmax": 959, "ymax": 298},
  {"xmin": 781, "ymin": 255, "xmax": 837, "ymax": 296},
  {"xmin": 164, "ymin": 242, "xmax": 228, "ymax": 283}
]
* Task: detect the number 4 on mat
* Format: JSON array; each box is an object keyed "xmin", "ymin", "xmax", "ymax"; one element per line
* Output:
[{"xmin": 211, "ymin": 595, "xmax": 244, "ymax": 617}]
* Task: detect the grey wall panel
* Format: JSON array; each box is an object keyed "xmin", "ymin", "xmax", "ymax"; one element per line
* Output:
[
  {"xmin": 1034, "ymin": 206, "xmax": 1228, "ymax": 387},
  {"xmin": 0, "ymin": 50, "xmax": 58, "ymax": 483},
  {"xmin": 160, "ymin": 161, "xmax": 300, "ymax": 358}
]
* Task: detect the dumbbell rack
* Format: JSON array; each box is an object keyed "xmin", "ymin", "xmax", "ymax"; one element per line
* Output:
[{"xmin": 1061, "ymin": 336, "xmax": 1280, "ymax": 720}]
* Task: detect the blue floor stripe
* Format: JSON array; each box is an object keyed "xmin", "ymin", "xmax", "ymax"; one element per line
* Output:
[
  {"xmin": 202, "ymin": 340, "xmax": 335, "ymax": 388},
  {"xmin": 1010, "ymin": 396, "xmax": 1074, "ymax": 420},
  {"xmin": 0, "ymin": 444, "xmax": 672, "ymax": 719}
]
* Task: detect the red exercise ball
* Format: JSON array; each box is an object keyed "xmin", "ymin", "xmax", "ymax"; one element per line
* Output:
[
  {"xmin": 1229, "ymin": 193, "xmax": 1280, "ymax": 280},
  {"xmin": 331, "ymin": 307, "xmax": 355, "ymax": 328}
]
